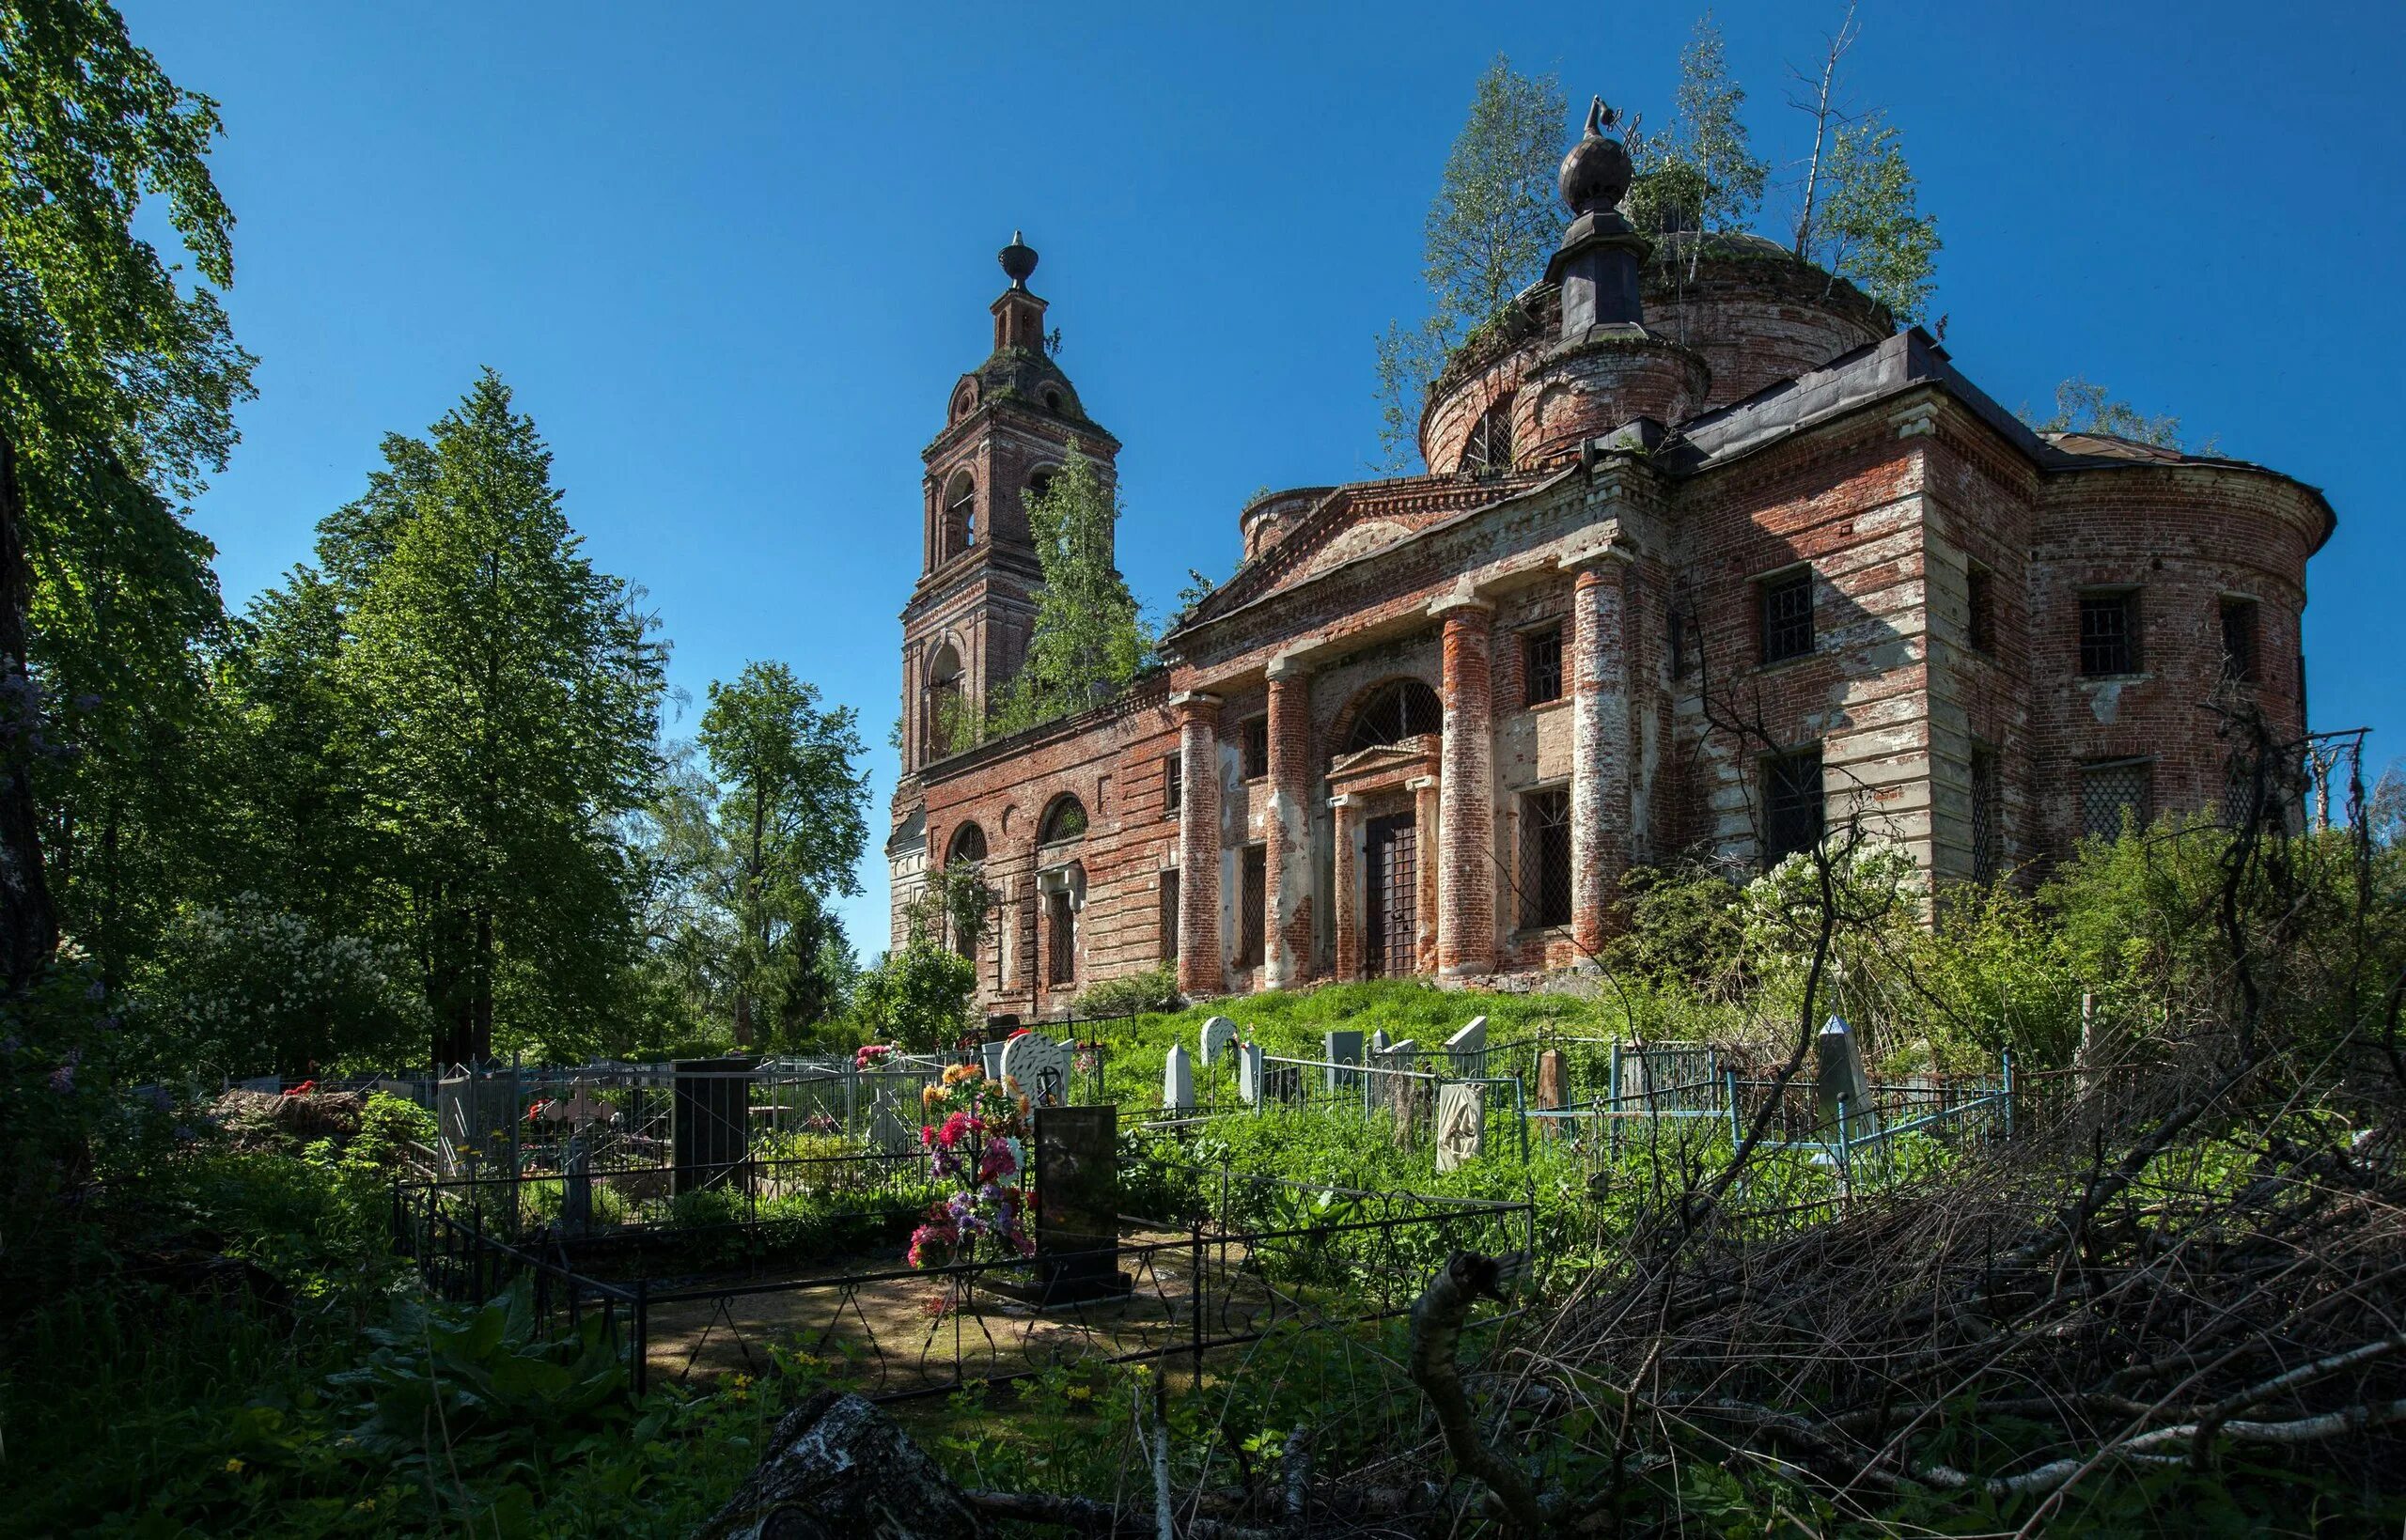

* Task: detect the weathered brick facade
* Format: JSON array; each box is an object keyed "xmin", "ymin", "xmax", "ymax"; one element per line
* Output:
[{"xmin": 889, "ymin": 152, "xmax": 2334, "ymax": 1018}]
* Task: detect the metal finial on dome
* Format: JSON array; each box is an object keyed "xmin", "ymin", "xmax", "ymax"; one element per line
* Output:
[
  {"xmin": 1558, "ymin": 95, "xmax": 1633, "ymax": 217},
  {"xmin": 999, "ymin": 230, "xmax": 1039, "ymax": 289}
]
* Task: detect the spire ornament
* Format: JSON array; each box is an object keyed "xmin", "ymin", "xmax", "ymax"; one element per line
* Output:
[
  {"xmin": 1558, "ymin": 95, "xmax": 1634, "ymax": 217},
  {"xmin": 999, "ymin": 229, "xmax": 1039, "ymax": 290}
]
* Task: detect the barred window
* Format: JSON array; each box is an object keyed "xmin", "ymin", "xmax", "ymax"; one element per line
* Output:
[
  {"xmin": 1967, "ymin": 565, "xmax": 1997, "ymax": 653},
  {"xmin": 2078, "ymin": 589, "xmax": 2141, "ymax": 677},
  {"xmin": 1241, "ymin": 716, "xmax": 1269, "ymax": 780},
  {"xmin": 1520, "ymin": 787, "xmax": 1572, "ymax": 928},
  {"xmin": 2220, "ymin": 598, "xmax": 2258, "ymax": 683},
  {"xmin": 1763, "ymin": 747, "xmax": 1825, "ymax": 866},
  {"xmin": 1523, "ymin": 626, "xmax": 1564, "ymax": 707},
  {"xmin": 1045, "ymin": 889, "xmax": 1076, "ymax": 985},
  {"xmin": 1039, "ymin": 795, "xmax": 1086, "ymax": 844},
  {"xmin": 1668, "ymin": 605, "xmax": 1691, "ymax": 678},
  {"xmin": 1163, "ymin": 754, "xmax": 1182, "ymax": 818},
  {"xmin": 1159, "ymin": 869, "xmax": 1180, "ymax": 961},
  {"xmin": 1343, "ymin": 679, "xmax": 1443, "ymax": 753},
  {"xmin": 1969, "ymin": 744, "xmax": 2001, "ymax": 883},
  {"xmin": 1237, "ymin": 845, "xmax": 1267, "ymax": 968},
  {"xmin": 1463, "ymin": 395, "xmax": 1516, "ymax": 474},
  {"xmin": 1759, "ymin": 568, "xmax": 1815, "ymax": 664},
  {"xmin": 2078, "ymin": 758, "xmax": 2152, "ymax": 841}
]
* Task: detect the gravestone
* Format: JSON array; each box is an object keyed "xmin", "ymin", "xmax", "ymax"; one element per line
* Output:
[
  {"xmin": 980, "ymin": 1040, "xmax": 1008, "ymax": 1081},
  {"xmin": 1435, "ymin": 1082, "xmax": 1485, "ymax": 1173},
  {"xmin": 1162, "ymin": 1043, "xmax": 1195, "ymax": 1112},
  {"xmin": 541, "ymin": 1081, "xmax": 616, "ymax": 1230},
  {"xmin": 1445, "ymin": 1016, "xmax": 1489, "ymax": 1077},
  {"xmin": 1237, "ymin": 1041, "xmax": 1266, "ymax": 1106},
  {"xmin": 1025, "ymin": 1105, "xmax": 1131, "ymax": 1305},
  {"xmin": 672, "ymin": 1056, "xmax": 753, "ymax": 1194},
  {"xmin": 1369, "ymin": 1027, "xmax": 1390, "ymax": 1055},
  {"xmin": 436, "ymin": 1072, "xmax": 519, "ymax": 1176},
  {"xmin": 1199, "ymin": 1015, "xmax": 1238, "ymax": 1068},
  {"xmin": 1381, "ymin": 1039, "xmax": 1427, "ymax": 1147},
  {"xmin": 1323, "ymin": 1030, "xmax": 1365, "ymax": 1092},
  {"xmin": 1000, "ymin": 1032, "xmax": 1072, "ymax": 1110},
  {"xmin": 1535, "ymin": 1049, "xmax": 1568, "ymax": 1142},
  {"xmin": 868, "ymin": 1084, "xmax": 918, "ymax": 1154},
  {"xmin": 1814, "ymin": 1017, "xmax": 1877, "ymax": 1139}
]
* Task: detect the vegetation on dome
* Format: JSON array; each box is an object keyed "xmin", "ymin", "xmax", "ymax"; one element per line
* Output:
[{"xmin": 1376, "ymin": 16, "xmax": 1941, "ymax": 470}]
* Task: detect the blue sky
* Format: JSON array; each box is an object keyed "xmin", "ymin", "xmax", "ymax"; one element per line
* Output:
[{"xmin": 125, "ymin": 1, "xmax": 2403, "ymax": 957}]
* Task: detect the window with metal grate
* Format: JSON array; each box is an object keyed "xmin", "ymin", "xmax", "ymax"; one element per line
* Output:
[
  {"xmin": 2078, "ymin": 590, "xmax": 2140, "ymax": 677},
  {"xmin": 1970, "ymin": 744, "xmax": 2001, "ymax": 883},
  {"xmin": 1241, "ymin": 716, "xmax": 1269, "ymax": 780},
  {"xmin": 2078, "ymin": 758, "xmax": 2152, "ymax": 841},
  {"xmin": 1519, "ymin": 787, "xmax": 1572, "ymax": 928},
  {"xmin": 1523, "ymin": 626, "xmax": 1564, "ymax": 707},
  {"xmin": 1763, "ymin": 747, "xmax": 1825, "ymax": 865},
  {"xmin": 2220, "ymin": 597, "xmax": 2258, "ymax": 683},
  {"xmin": 1967, "ymin": 565, "xmax": 1997, "ymax": 653},
  {"xmin": 1159, "ymin": 869, "xmax": 1180, "ymax": 962},
  {"xmin": 1045, "ymin": 889, "xmax": 1076, "ymax": 986},
  {"xmin": 1162, "ymin": 754, "xmax": 1181, "ymax": 818},
  {"xmin": 1759, "ymin": 569, "xmax": 1815, "ymax": 664},
  {"xmin": 1237, "ymin": 846, "xmax": 1267, "ymax": 967}
]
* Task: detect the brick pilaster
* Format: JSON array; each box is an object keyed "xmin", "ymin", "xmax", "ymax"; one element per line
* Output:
[
  {"xmin": 1174, "ymin": 692, "xmax": 1223, "ymax": 995},
  {"xmin": 1409, "ymin": 774, "xmax": 1441, "ymax": 974},
  {"xmin": 1434, "ymin": 597, "xmax": 1495, "ymax": 977},
  {"xmin": 1329, "ymin": 793, "xmax": 1359, "ymax": 981},
  {"xmin": 1263, "ymin": 661, "xmax": 1311, "ymax": 989},
  {"xmin": 1569, "ymin": 550, "xmax": 1633, "ymax": 959}
]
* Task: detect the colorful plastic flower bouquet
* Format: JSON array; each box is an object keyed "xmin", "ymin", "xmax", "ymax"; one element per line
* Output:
[{"xmin": 906, "ymin": 1062, "xmax": 1034, "ymax": 1268}]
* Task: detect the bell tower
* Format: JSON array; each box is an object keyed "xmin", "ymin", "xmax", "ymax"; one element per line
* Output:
[{"xmin": 898, "ymin": 233, "xmax": 1120, "ymax": 777}]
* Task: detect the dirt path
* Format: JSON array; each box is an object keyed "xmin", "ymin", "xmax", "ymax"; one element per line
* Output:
[{"xmin": 641, "ymin": 1228, "xmax": 1281, "ymax": 1392}]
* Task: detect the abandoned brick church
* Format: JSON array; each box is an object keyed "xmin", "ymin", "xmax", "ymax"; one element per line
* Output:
[{"xmin": 886, "ymin": 109, "xmax": 2332, "ymax": 1018}]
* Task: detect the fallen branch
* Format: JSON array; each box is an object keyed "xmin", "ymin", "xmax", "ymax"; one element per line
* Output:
[{"xmin": 1410, "ymin": 1250, "xmax": 1546, "ymax": 1532}]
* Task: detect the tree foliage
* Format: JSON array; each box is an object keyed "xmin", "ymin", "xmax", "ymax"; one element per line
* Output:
[
  {"xmin": 682, "ymin": 661, "xmax": 868, "ymax": 1047},
  {"xmin": 1811, "ymin": 113, "xmax": 1940, "ymax": 322},
  {"xmin": 1630, "ymin": 13, "xmax": 1768, "ymax": 251},
  {"xmin": 0, "ymin": 0, "xmax": 258, "ymax": 988},
  {"xmin": 985, "ymin": 449, "xmax": 1149, "ymax": 736},
  {"xmin": 1373, "ymin": 56, "xmax": 1566, "ymax": 469},
  {"xmin": 2027, "ymin": 375, "xmax": 2201, "ymax": 451}
]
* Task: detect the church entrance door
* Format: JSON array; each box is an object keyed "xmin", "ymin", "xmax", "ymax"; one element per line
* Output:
[{"xmin": 1364, "ymin": 814, "xmax": 1418, "ymax": 978}]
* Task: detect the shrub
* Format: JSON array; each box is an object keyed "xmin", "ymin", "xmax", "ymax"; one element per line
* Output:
[{"xmin": 1073, "ymin": 964, "xmax": 1181, "ymax": 1018}]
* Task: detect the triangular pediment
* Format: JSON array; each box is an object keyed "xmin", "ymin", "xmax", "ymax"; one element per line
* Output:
[{"xmin": 1327, "ymin": 734, "xmax": 1440, "ymax": 793}]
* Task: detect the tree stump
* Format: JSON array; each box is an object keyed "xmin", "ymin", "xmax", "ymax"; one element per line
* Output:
[{"xmin": 692, "ymin": 1391, "xmax": 991, "ymax": 1540}]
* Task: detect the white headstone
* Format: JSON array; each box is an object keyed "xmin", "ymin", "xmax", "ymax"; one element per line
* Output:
[
  {"xmin": 869, "ymin": 1086, "xmax": 917, "ymax": 1153},
  {"xmin": 1369, "ymin": 1027, "xmax": 1390, "ymax": 1055},
  {"xmin": 1435, "ymin": 1081, "xmax": 1485, "ymax": 1173},
  {"xmin": 1000, "ymin": 1032, "xmax": 1073, "ymax": 1109},
  {"xmin": 1445, "ymin": 1016, "xmax": 1489, "ymax": 1077},
  {"xmin": 981, "ymin": 1040, "xmax": 1008, "ymax": 1080},
  {"xmin": 1199, "ymin": 1015, "xmax": 1238, "ymax": 1068},
  {"xmin": 1237, "ymin": 1041, "xmax": 1266, "ymax": 1105},
  {"xmin": 1163, "ymin": 1043, "xmax": 1195, "ymax": 1112}
]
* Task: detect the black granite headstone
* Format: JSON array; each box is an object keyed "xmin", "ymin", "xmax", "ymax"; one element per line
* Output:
[
  {"xmin": 671, "ymin": 1056, "xmax": 752, "ymax": 1194},
  {"xmin": 1029, "ymin": 1104, "xmax": 1130, "ymax": 1305}
]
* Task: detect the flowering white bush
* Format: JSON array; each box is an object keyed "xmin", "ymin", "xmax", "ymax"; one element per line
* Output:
[{"xmin": 139, "ymin": 894, "xmax": 427, "ymax": 1077}]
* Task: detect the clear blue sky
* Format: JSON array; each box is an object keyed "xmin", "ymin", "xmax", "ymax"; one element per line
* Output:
[{"xmin": 124, "ymin": 1, "xmax": 2404, "ymax": 958}]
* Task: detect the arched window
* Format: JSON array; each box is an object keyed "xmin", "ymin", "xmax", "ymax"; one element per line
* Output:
[
  {"xmin": 926, "ymin": 643, "xmax": 964, "ymax": 759},
  {"xmin": 946, "ymin": 822, "xmax": 988, "ymax": 864},
  {"xmin": 944, "ymin": 470, "xmax": 976, "ymax": 553},
  {"xmin": 1462, "ymin": 395, "xmax": 1515, "ymax": 475},
  {"xmin": 1039, "ymin": 794, "xmax": 1088, "ymax": 846},
  {"xmin": 1026, "ymin": 467, "xmax": 1057, "ymax": 510},
  {"xmin": 1343, "ymin": 679, "xmax": 1443, "ymax": 754},
  {"xmin": 950, "ymin": 381, "xmax": 978, "ymax": 423}
]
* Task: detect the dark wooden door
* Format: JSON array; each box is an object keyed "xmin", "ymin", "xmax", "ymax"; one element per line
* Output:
[{"xmin": 1365, "ymin": 814, "xmax": 1418, "ymax": 977}]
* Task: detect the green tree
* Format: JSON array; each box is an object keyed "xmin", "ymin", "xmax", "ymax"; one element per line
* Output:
[
  {"xmin": 0, "ymin": 0, "xmax": 256, "ymax": 988},
  {"xmin": 695, "ymin": 661, "xmax": 868, "ymax": 1047},
  {"xmin": 987, "ymin": 449, "xmax": 1149, "ymax": 735},
  {"xmin": 1631, "ymin": 12, "xmax": 1768, "ymax": 264},
  {"xmin": 851, "ymin": 941, "xmax": 976, "ymax": 1051},
  {"xmin": 1811, "ymin": 113, "xmax": 1940, "ymax": 323},
  {"xmin": 1372, "ymin": 56, "xmax": 1566, "ymax": 469},
  {"xmin": 341, "ymin": 371, "xmax": 666, "ymax": 1066},
  {"xmin": 2027, "ymin": 377, "xmax": 2197, "ymax": 451}
]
